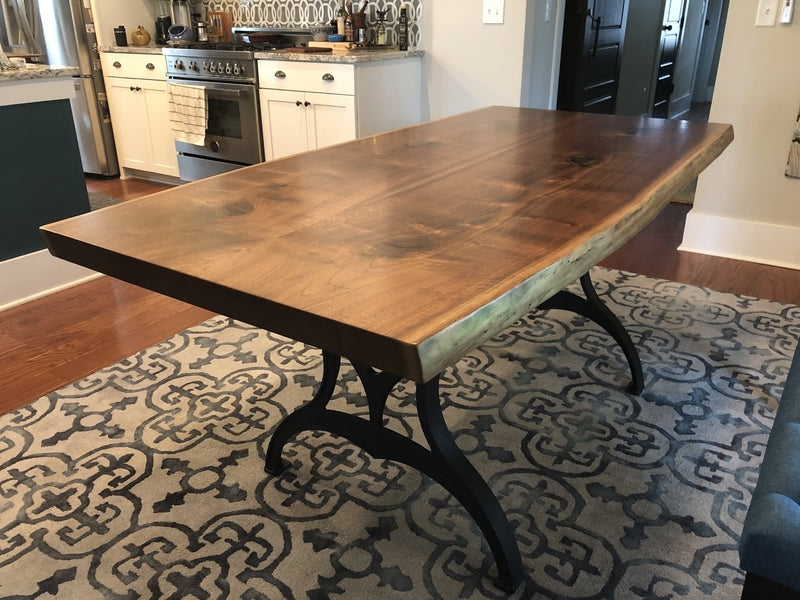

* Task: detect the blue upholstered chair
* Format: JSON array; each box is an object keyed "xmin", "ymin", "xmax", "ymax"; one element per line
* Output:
[{"xmin": 739, "ymin": 343, "xmax": 800, "ymax": 599}]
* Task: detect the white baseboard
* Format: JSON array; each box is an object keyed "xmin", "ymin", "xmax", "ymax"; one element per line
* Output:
[
  {"xmin": 0, "ymin": 250, "xmax": 101, "ymax": 312},
  {"xmin": 680, "ymin": 211, "xmax": 800, "ymax": 270}
]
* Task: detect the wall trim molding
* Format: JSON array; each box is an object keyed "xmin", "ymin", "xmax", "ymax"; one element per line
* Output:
[
  {"xmin": 0, "ymin": 250, "xmax": 100, "ymax": 312},
  {"xmin": 680, "ymin": 211, "xmax": 800, "ymax": 270}
]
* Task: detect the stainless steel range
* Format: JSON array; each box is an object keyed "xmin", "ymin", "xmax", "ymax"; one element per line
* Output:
[{"xmin": 163, "ymin": 30, "xmax": 311, "ymax": 181}]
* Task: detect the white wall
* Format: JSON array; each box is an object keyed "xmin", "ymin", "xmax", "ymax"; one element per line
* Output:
[
  {"xmin": 681, "ymin": 0, "xmax": 800, "ymax": 269},
  {"xmin": 91, "ymin": 0, "xmax": 157, "ymax": 47},
  {"xmin": 420, "ymin": 0, "xmax": 535, "ymax": 120}
]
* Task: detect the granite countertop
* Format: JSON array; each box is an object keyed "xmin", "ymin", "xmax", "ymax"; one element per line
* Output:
[
  {"xmin": 97, "ymin": 44, "xmax": 422, "ymax": 64},
  {"xmin": 254, "ymin": 48, "xmax": 424, "ymax": 64},
  {"xmin": 0, "ymin": 64, "xmax": 79, "ymax": 83},
  {"xmin": 100, "ymin": 45, "xmax": 165, "ymax": 55}
]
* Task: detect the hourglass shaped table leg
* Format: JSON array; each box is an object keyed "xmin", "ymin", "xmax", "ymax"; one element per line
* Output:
[
  {"xmin": 265, "ymin": 352, "xmax": 524, "ymax": 592},
  {"xmin": 539, "ymin": 271, "xmax": 644, "ymax": 394}
]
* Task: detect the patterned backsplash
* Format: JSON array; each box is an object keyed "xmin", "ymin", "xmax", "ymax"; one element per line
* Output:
[{"xmin": 205, "ymin": 0, "xmax": 423, "ymax": 47}]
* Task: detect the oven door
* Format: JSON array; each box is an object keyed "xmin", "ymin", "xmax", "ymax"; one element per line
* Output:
[{"xmin": 172, "ymin": 79, "xmax": 263, "ymax": 167}]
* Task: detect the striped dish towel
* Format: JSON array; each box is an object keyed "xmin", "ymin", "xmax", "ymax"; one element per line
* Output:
[{"xmin": 167, "ymin": 83, "xmax": 208, "ymax": 145}]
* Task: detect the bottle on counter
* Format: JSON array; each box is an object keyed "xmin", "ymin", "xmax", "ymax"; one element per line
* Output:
[
  {"xmin": 344, "ymin": 1, "xmax": 354, "ymax": 42},
  {"xmin": 375, "ymin": 8, "xmax": 387, "ymax": 45},
  {"xmin": 398, "ymin": 4, "xmax": 408, "ymax": 51},
  {"xmin": 336, "ymin": 0, "xmax": 347, "ymax": 35},
  {"xmin": 376, "ymin": 20, "xmax": 386, "ymax": 45},
  {"xmin": 113, "ymin": 25, "xmax": 128, "ymax": 46}
]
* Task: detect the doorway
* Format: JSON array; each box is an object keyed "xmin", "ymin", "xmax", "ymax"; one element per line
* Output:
[
  {"xmin": 557, "ymin": 0, "xmax": 629, "ymax": 113},
  {"xmin": 556, "ymin": 0, "xmax": 729, "ymax": 122}
]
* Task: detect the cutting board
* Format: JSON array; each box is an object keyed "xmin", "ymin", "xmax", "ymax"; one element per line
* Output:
[{"xmin": 284, "ymin": 47, "xmax": 333, "ymax": 53}]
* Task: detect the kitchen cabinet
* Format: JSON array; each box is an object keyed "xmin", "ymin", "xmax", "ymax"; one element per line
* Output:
[
  {"xmin": 0, "ymin": 71, "xmax": 88, "ymax": 262},
  {"xmin": 260, "ymin": 88, "xmax": 355, "ymax": 160},
  {"xmin": 257, "ymin": 57, "xmax": 421, "ymax": 161},
  {"xmin": 101, "ymin": 52, "xmax": 178, "ymax": 178}
]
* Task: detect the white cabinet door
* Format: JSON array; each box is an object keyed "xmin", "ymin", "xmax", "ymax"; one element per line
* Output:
[
  {"xmin": 106, "ymin": 77, "xmax": 178, "ymax": 177},
  {"xmin": 260, "ymin": 89, "xmax": 312, "ymax": 161},
  {"xmin": 106, "ymin": 78, "xmax": 150, "ymax": 171},
  {"xmin": 305, "ymin": 92, "xmax": 356, "ymax": 151},
  {"xmin": 141, "ymin": 80, "xmax": 179, "ymax": 177}
]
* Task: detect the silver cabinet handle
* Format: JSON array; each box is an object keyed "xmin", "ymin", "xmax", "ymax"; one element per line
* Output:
[
  {"xmin": 275, "ymin": 70, "xmax": 286, "ymax": 78},
  {"xmin": 113, "ymin": 61, "xmax": 121, "ymax": 68},
  {"xmin": 146, "ymin": 62, "xmax": 155, "ymax": 70},
  {"xmin": 322, "ymin": 73, "xmax": 334, "ymax": 81}
]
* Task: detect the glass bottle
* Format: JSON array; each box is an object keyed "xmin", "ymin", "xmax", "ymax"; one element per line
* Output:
[
  {"xmin": 344, "ymin": 1, "xmax": 354, "ymax": 42},
  {"xmin": 398, "ymin": 4, "xmax": 408, "ymax": 50},
  {"xmin": 375, "ymin": 9, "xmax": 387, "ymax": 45},
  {"xmin": 337, "ymin": 0, "xmax": 347, "ymax": 35}
]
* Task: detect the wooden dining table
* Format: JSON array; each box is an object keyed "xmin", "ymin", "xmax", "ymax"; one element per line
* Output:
[{"xmin": 41, "ymin": 106, "xmax": 733, "ymax": 591}]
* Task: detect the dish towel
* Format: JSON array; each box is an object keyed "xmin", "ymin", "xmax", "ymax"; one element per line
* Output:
[{"xmin": 167, "ymin": 82, "xmax": 208, "ymax": 145}]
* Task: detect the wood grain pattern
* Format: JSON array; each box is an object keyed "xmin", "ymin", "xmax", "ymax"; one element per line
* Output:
[{"xmin": 42, "ymin": 107, "xmax": 733, "ymax": 382}]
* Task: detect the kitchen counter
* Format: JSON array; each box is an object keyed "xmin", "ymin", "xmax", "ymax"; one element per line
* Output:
[
  {"xmin": 0, "ymin": 64, "xmax": 78, "ymax": 107},
  {"xmin": 99, "ymin": 45, "xmax": 165, "ymax": 55},
  {"xmin": 97, "ymin": 45, "xmax": 423, "ymax": 64},
  {"xmin": 0, "ymin": 64, "xmax": 78, "ymax": 83},
  {"xmin": 255, "ymin": 48, "xmax": 424, "ymax": 64},
  {"xmin": 1, "ymin": 62, "xmax": 91, "ymax": 304}
]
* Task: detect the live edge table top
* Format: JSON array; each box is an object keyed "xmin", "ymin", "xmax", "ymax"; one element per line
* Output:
[{"xmin": 42, "ymin": 107, "xmax": 733, "ymax": 383}]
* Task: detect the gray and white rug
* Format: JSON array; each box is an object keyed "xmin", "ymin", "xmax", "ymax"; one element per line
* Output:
[
  {"xmin": 0, "ymin": 268, "xmax": 798, "ymax": 599},
  {"xmin": 88, "ymin": 192, "xmax": 123, "ymax": 211}
]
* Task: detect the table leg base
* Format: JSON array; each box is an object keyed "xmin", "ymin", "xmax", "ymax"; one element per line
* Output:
[
  {"xmin": 539, "ymin": 272, "xmax": 644, "ymax": 395},
  {"xmin": 265, "ymin": 353, "xmax": 524, "ymax": 592}
]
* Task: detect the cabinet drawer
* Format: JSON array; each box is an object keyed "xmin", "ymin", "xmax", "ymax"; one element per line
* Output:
[
  {"xmin": 101, "ymin": 53, "xmax": 166, "ymax": 80},
  {"xmin": 257, "ymin": 60, "xmax": 354, "ymax": 96}
]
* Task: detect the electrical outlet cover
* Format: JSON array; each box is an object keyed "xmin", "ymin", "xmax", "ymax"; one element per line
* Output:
[
  {"xmin": 483, "ymin": 0, "xmax": 504, "ymax": 24},
  {"xmin": 756, "ymin": 0, "xmax": 779, "ymax": 26}
]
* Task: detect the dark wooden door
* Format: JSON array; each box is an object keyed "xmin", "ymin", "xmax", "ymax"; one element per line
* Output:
[
  {"xmin": 557, "ymin": 0, "xmax": 628, "ymax": 114},
  {"xmin": 652, "ymin": 0, "xmax": 685, "ymax": 118}
]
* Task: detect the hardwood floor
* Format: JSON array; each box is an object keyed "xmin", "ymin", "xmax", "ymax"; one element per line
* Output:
[{"xmin": 1, "ymin": 177, "xmax": 798, "ymax": 416}]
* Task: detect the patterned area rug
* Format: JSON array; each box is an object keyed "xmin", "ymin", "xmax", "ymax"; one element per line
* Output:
[
  {"xmin": 1, "ymin": 268, "xmax": 798, "ymax": 599},
  {"xmin": 88, "ymin": 192, "xmax": 123, "ymax": 211}
]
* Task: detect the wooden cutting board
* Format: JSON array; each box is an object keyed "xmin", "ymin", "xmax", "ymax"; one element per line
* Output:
[{"xmin": 284, "ymin": 47, "xmax": 333, "ymax": 53}]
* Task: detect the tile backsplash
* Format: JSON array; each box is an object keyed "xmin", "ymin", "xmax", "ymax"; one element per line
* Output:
[{"xmin": 205, "ymin": 0, "xmax": 423, "ymax": 47}]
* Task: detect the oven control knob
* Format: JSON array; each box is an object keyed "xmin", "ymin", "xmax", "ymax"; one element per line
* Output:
[
  {"xmin": 233, "ymin": 64, "xmax": 241, "ymax": 75},
  {"xmin": 217, "ymin": 62, "xmax": 223, "ymax": 73},
  {"xmin": 202, "ymin": 61, "xmax": 209, "ymax": 71},
  {"xmin": 176, "ymin": 60, "xmax": 184, "ymax": 70},
  {"xmin": 210, "ymin": 140, "xmax": 220, "ymax": 152},
  {"xmin": 225, "ymin": 64, "xmax": 232, "ymax": 75},
  {"xmin": 209, "ymin": 63, "xmax": 216, "ymax": 73},
  {"xmin": 190, "ymin": 61, "xmax": 199, "ymax": 71}
]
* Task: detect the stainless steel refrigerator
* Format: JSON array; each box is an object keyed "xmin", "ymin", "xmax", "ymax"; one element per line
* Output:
[{"xmin": 0, "ymin": 0, "xmax": 119, "ymax": 176}]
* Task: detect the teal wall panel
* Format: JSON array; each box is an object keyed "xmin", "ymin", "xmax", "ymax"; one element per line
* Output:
[{"xmin": 1, "ymin": 98, "xmax": 89, "ymax": 261}]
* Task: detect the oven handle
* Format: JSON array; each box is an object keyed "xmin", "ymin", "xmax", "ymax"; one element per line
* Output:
[{"xmin": 206, "ymin": 88, "xmax": 243, "ymax": 97}]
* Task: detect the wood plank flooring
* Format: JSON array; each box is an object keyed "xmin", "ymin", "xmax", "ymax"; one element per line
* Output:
[{"xmin": 1, "ymin": 177, "xmax": 798, "ymax": 415}]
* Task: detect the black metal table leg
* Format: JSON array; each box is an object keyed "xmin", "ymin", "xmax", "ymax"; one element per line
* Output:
[
  {"xmin": 539, "ymin": 272, "xmax": 644, "ymax": 394},
  {"xmin": 265, "ymin": 357, "xmax": 524, "ymax": 592},
  {"xmin": 265, "ymin": 350, "xmax": 341, "ymax": 475}
]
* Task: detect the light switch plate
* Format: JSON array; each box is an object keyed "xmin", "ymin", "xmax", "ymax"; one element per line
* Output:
[
  {"xmin": 756, "ymin": 0, "xmax": 779, "ymax": 26},
  {"xmin": 483, "ymin": 0, "xmax": 504, "ymax": 24}
]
